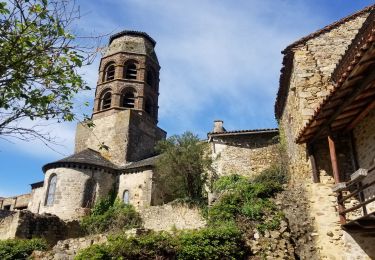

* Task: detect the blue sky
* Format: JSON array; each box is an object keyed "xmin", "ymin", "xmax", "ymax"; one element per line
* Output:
[{"xmin": 0, "ymin": 0, "xmax": 374, "ymax": 197}]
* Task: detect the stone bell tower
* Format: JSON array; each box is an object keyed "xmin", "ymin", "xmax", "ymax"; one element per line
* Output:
[{"xmin": 75, "ymin": 31, "xmax": 166, "ymax": 166}]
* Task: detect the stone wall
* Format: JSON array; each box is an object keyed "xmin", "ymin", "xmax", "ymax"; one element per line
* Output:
[
  {"xmin": 117, "ymin": 169, "xmax": 154, "ymax": 209},
  {"xmin": 75, "ymin": 110, "xmax": 165, "ymax": 166},
  {"xmin": 210, "ymin": 132, "xmax": 279, "ymax": 177},
  {"xmin": 33, "ymin": 167, "xmax": 115, "ymax": 220},
  {"xmin": 0, "ymin": 210, "xmax": 82, "ymax": 244},
  {"xmin": 141, "ymin": 203, "xmax": 206, "ymax": 231},
  {"xmin": 28, "ymin": 186, "xmax": 44, "ymax": 213},
  {"xmin": 278, "ymin": 12, "xmax": 373, "ymax": 259}
]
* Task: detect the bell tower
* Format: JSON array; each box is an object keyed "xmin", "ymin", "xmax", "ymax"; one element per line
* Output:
[{"xmin": 75, "ymin": 31, "xmax": 166, "ymax": 166}]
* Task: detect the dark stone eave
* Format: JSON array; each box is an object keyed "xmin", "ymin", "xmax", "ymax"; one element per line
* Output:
[{"xmin": 109, "ymin": 30, "xmax": 156, "ymax": 47}]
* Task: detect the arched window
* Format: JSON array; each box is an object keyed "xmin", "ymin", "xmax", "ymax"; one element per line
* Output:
[
  {"xmin": 124, "ymin": 63, "xmax": 137, "ymax": 79},
  {"xmin": 146, "ymin": 69, "xmax": 154, "ymax": 87},
  {"xmin": 45, "ymin": 175, "xmax": 57, "ymax": 206},
  {"xmin": 104, "ymin": 63, "xmax": 115, "ymax": 81},
  {"xmin": 101, "ymin": 91, "xmax": 112, "ymax": 110},
  {"xmin": 82, "ymin": 179, "xmax": 96, "ymax": 208},
  {"xmin": 123, "ymin": 190, "xmax": 130, "ymax": 204},
  {"xmin": 122, "ymin": 91, "xmax": 135, "ymax": 108},
  {"xmin": 145, "ymin": 98, "xmax": 154, "ymax": 116}
]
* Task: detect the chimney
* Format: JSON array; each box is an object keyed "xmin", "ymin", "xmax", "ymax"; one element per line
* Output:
[{"xmin": 213, "ymin": 120, "xmax": 225, "ymax": 133}]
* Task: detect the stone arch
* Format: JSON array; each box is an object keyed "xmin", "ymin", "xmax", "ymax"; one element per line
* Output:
[
  {"xmin": 103, "ymin": 62, "xmax": 116, "ymax": 82},
  {"xmin": 98, "ymin": 88, "xmax": 112, "ymax": 110},
  {"xmin": 45, "ymin": 174, "xmax": 57, "ymax": 206},
  {"xmin": 82, "ymin": 178, "xmax": 97, "ymax": 208},
  {"xmin": 123, "ymin": 59, "xmax": 139, "ymax": 80},
  {"xmin": 121, "ymin": 87, "xmax": 137, "ymax": 108}
]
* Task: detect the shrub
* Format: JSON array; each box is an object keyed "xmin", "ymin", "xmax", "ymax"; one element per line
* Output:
[
  {"xmin": 177, "ymin": 222, "xmax": 246, "ymax": 259},
  {"xmin": 0, "ymin": 238, "xmax": 48, "ymax": 260},
  {"xmin": 81, "ymin": 198, "xmax": 142, "ymax": 234}
]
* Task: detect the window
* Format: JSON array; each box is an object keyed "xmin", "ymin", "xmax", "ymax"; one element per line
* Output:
[
  {"xmin": 101, "ymin": 91, "xmax": 112, "ymax": 110},
  {"xmin": 82, "ymin": 179, "xmax": 96, "ymax": 208},
  {"xmin": 125, "ymin": 63, "xmax": 137, "ymax": 79},
  {"xmin": 145, "ymin": 98, "xmax": 153, "ymax": 116},
  {"xmin": 3, "ymin": 205, "xmax": 11, "ymax": 210},
  {"xmin": 45, "ymin": 175, "xmax": 57, "ymax": 206},
  {"xmin": 123, "ymin": 190, "xmax": 130, "ymax": 204},
  {"xmin": 105, "ymin": 64, "xmax": 115, "ymax": 81},
  {"xmin": 122, "ymin": 91, "xmax": 135, "ymax": 108}
]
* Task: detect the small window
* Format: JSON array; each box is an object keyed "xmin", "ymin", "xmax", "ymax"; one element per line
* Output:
[
  {"xmin": 123, "ymin": 190, "xmax": 130, "ymax": 204},
  {"xmin": 45, "ymin": 175, "xmax": 57, "ymax": 206},
  {"xmin": 105, "ymin": 64, "xmax": 115, "ymax": 81},
  {"xmin": 3, "ymin": 205, "xmax": 11, "ymax": 210},
  {"xmin": 146, "ymin": 70, "xmax": 154, "ymax": 87},
  {"xmin": 125, "ymin": 63, "xmax": 137, "ymax": 80},
  {"xmin": 101, "ymin": 92, "xmax": 112, "ymax": 110},
  {"xmin": 122, "ymin": 92, "xmax": 135, "ymax": 108}
]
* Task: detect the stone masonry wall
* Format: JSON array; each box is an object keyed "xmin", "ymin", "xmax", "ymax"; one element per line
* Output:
[
  {"xmin": 279, "ymin": 13, "xmax": 371, "ymax": 259},
  {"xmin": 210, "ymin": 133, "xmax": 279, "ymax": 178},
  {"xmin": 28, "ymin": 186, "xmax": 44, "ymax": 214},
  {"xmin": 75, "ymin": 110, "xmax": 165, "ymax": 166},
  {"xmin": 0, "ymin": 210, "xmax": 82, "ymax": 244},
  {"xmin": 141, "ymin": 203, "xmax": 206, "ymax": 231},
  {"xmin": 35, "ymin": 167, "xmax": 115, "ymax": 220},
  {"xmin": 118, "ymin": 169, "xmax": 153, "ymax": 209}
]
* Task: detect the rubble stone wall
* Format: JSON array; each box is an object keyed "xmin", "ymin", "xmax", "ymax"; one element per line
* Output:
[
  {"xmin": 141, "ymin": 203, "xmax": 206, "ymax": 231},
  {"xmin": 210, "ymin": 132, "xmax": 279, "ymax": 177}
]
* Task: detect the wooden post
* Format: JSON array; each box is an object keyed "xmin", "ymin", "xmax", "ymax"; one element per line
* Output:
[
  {"xmin": 328, "ymin": 134, "xmax": 347, "ymax": 224},
  {"xmin": 308, "ymin": 143, "xmax": 320, "ymax": 183}
]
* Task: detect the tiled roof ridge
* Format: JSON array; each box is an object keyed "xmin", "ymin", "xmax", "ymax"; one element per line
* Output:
[
  {"xmin": 275, "ymin": 4, "xmax": 375, "ymax": 120},
  {"xmin": 208, "ymin": 128, "xmax": 279, "ymax": 136},
  {"xmin": 109, "ymin": 30, "xmax": 156, "ymax": 47}
]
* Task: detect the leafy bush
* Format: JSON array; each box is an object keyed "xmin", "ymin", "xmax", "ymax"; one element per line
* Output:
[
  {"xmin": 81, "ymin": 198, "xmax": 142, "ymax": 234},
  {"xmin": 75, "ymin": 224, "xmax": 246, "ymax": 260},
  {"xmin": 0, "ymin": 238, "xmax": 48, "ymax": 260}
]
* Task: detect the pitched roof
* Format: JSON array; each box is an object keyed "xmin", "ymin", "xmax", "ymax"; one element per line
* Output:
[
  {"xmin": 42, "ymin": 148, "xmax": 118, "ymax": 173},
  {"xmin": 208, "ymin": 128, "xmax": 279, "ymax": 138},
  {"xmin": 275, "ymin": 4, "xmax": 375, "ymax": 120},
  {"xmin": 120, "ymin": 155, "xmax": 161, "ymax": 171}
]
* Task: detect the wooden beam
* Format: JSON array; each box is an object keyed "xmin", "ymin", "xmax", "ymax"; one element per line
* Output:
[
  {"xmin": 347, "ymin": 99, "xmax": 375, "ymax": 130},
  {"xmin": 328, "ymin": 135, "xmax": 347, "ymax": 224},
  {"xmin": 310, "ymin": 67, "xmax": 375, "ymax": 143},
  {"xmin": 308, "ymin": 144, "xmax": 320, "ymax": 183}
]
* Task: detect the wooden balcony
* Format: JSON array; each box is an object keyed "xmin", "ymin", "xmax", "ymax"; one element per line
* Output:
[{"xmin": 333, "ymin": 166, "xmax": 375, "ymax": 233}]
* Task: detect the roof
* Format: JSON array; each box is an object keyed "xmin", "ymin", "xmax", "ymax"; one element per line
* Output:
[
  {"xmin": 275, "ymin": 4, "xmax": 375, "ymax": 120},
  {"xmin": 208, "ymin": 128, "xmax": 279, "ymax": 138},
  {"xmin": 120, "ymin": 155, "xmax": 161, "ymax": 171},
  {"xmin": 296, "ymin": 9, "xmax": 375, "ymax": 143},
  {"xmin": 30, "ymin": 181, "xmax": 44, "ymax": 189},
  {"xmin": 42, "ymin": 148, "xmax": 118, "ymax": 173},
  {"xmin": 109, "ymin": 30, "xmax": 156, "ymax": 47}
]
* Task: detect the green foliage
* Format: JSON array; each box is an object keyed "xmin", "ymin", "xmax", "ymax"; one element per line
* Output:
[
  {"xmin": 0, "ymin": 238, "xmax": 48, "ymax": 260},
  {"xmin": 209, "ymin": 166, "xmax": 287, "ymax": 232},
  {"xmin": 75, "ymin": 224, "xmax": 246, "ymax": 260},
  {"xmin": 81, "ymin": 196, "xmax": 142, "ymax": 234},
  {"xmin": 155, "ymin": 131, "xmax": 212, "ymax": 202},
  {"xmin": 0, "ymin": 0, "xmax": 92, "ymax": 140}
]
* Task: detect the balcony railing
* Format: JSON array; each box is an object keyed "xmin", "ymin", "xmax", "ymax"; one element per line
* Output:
[{"xmin": 333, "ymin": 165, "xmax": 375, "ymax": 232}]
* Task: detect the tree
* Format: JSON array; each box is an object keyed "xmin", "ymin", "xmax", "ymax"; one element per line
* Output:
[
  {"xmin": 155, "ymin": 131, "xmax": 212, "ymax": 202},
  {"xmin": 0, "ymin": 0, "xmax": 95, "ymax": 143}
]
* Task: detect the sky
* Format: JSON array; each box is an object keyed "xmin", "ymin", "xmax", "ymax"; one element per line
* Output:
[{"xmin": 0, "ymin": 0, "xmax": 374, "ymax": 197}]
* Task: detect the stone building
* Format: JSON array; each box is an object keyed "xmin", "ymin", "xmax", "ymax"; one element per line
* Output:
[
  {"xmin": 0, "ymin": 31, "xmax": 167, "ymax": 221},
  {"xmin": 275, "ymin": 4, "xmax": 375, "ymax": 258},
  {"xmin": 208, "ymin": 120, "xmax": 279, "ymax": 177}
]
